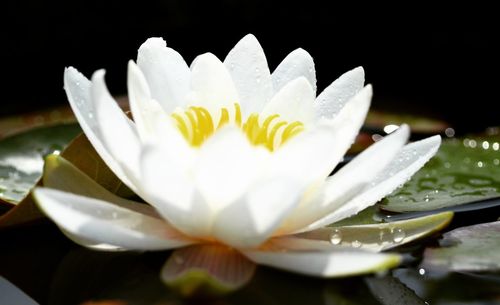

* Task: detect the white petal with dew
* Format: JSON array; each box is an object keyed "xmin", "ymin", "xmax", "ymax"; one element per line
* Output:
[
  {"xmin": 314, "ymin": 66, "xmax": 365, "ymax": 120},
  {"xmin": 288, "ymin": 125, "xmax": 410, "ymax": 233},
  {"xmin": 272, "ymin": 48, "xmax": 316, "ymax": 94},
  {"xmin": 63, "ymin": 67, "xmax": 135, "ymax": 190},
  {"xmin": 128, "ymin": 60, "xmax": 171, "ymax": 142},
  {"xmin": 272, "ymin": 85, "xmax": 373, "ymax": 189},
  {"xmin": 137, "ymin": 37, "xmax": 190, "ymax": 112},
  {"xmin": 305, "ymin": 135, "xmax": 442, "ymax": 231},
  {"xmin": 195, "ymin": 127, "xmax": 269, "ymax": 213},
  {"xmin": 260, "ymin": 77, "xmax": 315, "ymax": 125},
  {"xmin": 224, "ymin": 34, "xmax": 273, "ymax": 115},
  {"xmin": 212, "ymin": 177, "xmax": 303, "ymax": 249},
  {"xmin": 33, "ymin": 187, "xmax": 195, "ymax": 250},
  {"xmin": 244, "ymin": 249, "xmax": 401, "ymax": 277},
  {"xmin": 189, "ymin": 53, "xmax": 239, "ymax": 123},
  {"xmin": 91, "ymin": 70, "xmax": 142, "ymax": 184}
]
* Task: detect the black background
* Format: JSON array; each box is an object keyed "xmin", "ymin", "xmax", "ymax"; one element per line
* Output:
[{"xmin": 4, "ymin": 1, "xmax": 499, "ymax": 131}]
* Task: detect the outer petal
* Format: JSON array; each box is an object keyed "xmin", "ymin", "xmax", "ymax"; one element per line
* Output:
[
  {"xmin": 260, "ymin": 77, "xmax": 315, "ymax": 125},
  {"xmin": 137, "ymin": 37, "xmax": 190, "ymax": 112},
  {"xmin": 127, "ymin": 60, "xmax": 171, "ymax": 141},
  {"xmin": 212, "ymin": 177, "xmax": 303, "ymax": 249},
  {"xmin": 272, "ymin": 48, "xmax": 316, "ymax": 94},
  {"xmin": 33, "ymin": 187, "xmax": 195, "ymax": 250},
  {"xmin": 224, "ymin": 34, "xmax": 273, "ymax": 115},
  {"xmin": 283, "ymin": 125, "xmax": 410, "ymax": 233},
  {"xmin": 243, "ymin": 249, "xmax": 401, "ymax": 277},
  {"xmin": 314, "ymin": 66, "xmax": 365, "ymax": 120},
  {"xmin": 91, "ymin": 70, "xmax": 142, "ymax": 185},
  {"xmin": 63, "ymin": 67, "xmax": 136, "ymax": 190},
  {"xmin": 189, "ymin": 53, "xmax": 239, "ymax": 123},
  {"xmin": 304, "ymin": 135, "xmax": 442, "ymax": 231}
]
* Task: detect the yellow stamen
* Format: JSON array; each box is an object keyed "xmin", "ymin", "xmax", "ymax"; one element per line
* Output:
[{"xmin": 172, "ymin": 103, "xmax": 304, "ymax": 151}]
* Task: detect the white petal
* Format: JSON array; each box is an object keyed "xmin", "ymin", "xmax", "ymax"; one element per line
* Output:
[
  {"xmin": 224, "ymin": 34, "xmax": 273, "ymax": 115},
  {"xmin": 212, "ymin": 177, "xmax": 303, "ymax": 249},
  {"xmin": 270, "ymin": 84, "xmax": 372, "ymax": 188},
  {"xmin": 91, "ymin": 70, "xmax": 142, "ymax": 181},
  {"xmin": 244, "ymin": 249, "xmax": 401, "ymax": 277},
  {"xmin": 64, "ymin": 67, "xmax": 136, "ymax": 190},
  {"xmin": 127, "ymin": 60, "xmax": 171, "ymax": 141},
  {"xmin": 314, "ymin": 66, "xmax": 365, "ymax": 120},
  {"xmin": 189, "ymin": 53, "xmax": 239, "ymax": 123},
  {"xmin": 140, "ymin": 144, "xmax": 210, "ymax": 238},
  {"xmin": 287, "ymin": 125, "xmax": 410, "ymax": 233},
  {"xmin": 33, "ymin": 187, "xmax": 195, "ymax": 250},
  {"xmin": 272, "ymin": 48, "xmax": 316, "ymax": 94},
  {"xmin": 305, "ymin": 135, "xmax": 442, "ymax": 231},
  {"xmin": 195, "ymin": 127, "xmax": 269, "ymax": 213},
  {"xmin": 137, "ymin": 37, "xmax": 190, "ymax": 112},
  {"xmin": 260, "ymin": 77, "xmax": 315, "ymax": 125}
]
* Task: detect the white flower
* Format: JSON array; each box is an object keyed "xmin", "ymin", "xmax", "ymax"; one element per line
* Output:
[{"xmin": 34, "ymin": 34, "xmax": 441, "ymax": 278}]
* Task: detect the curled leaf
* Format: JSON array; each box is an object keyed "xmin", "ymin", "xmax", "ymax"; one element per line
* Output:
[{"xmin": 297, "ymin": 212, "xmax": 453, "ymax": 252}]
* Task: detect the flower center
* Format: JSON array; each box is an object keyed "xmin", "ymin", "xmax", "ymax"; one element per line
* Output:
[{"xmin": 171, "ymin": 103, "xmax": 304, "ymax": 151}]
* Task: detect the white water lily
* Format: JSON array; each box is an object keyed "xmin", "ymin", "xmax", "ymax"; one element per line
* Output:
[{"xmin": 34, "ymin": 34, "xmax": 441, "ymax": 280}]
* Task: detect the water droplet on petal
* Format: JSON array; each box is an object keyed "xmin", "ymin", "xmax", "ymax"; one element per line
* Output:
[
  {"xmin": 392, "ymin": 228, "xmax": 406, "ymax": 243},
  {"xmin": 330, "ymin": 229, "xmax": 342, "ymax": 245},
  {"xmin": 419, "ymin": 268, "xmax": 426, "ymax": 275},
  {"xmin": 351, "ymin": 240, "xmax": 362, "ymax": 248}
]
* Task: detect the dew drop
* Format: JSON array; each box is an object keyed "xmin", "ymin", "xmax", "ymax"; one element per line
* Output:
[
  {"xmin": 482, "ymin": 141, "xmax": 490, "ymax": 150},
  {"xmin": 351, "ymin": 240, "xmax": 362, "ymax": 248},
  {"xmin": 418, "ymin": 268, "xmax": 426, "ymax": 276},
  {"xmin": 477, "ymin": 161, "xmax": 484, "ymax": 168},
  {"xmin": 494, "ymin": 159, "xmax": 500, "ymax": 166},
  {"xmin": 329, "ymin": 229, "xmax": 342, "ymax": 245},
  {"xmin": 445, "ymin": 128, "xmax": 455, "ymax": 137},
  {"xmin": 493, "ymin": 142, "xmax": 499, "ymax": 151},
  {"xmin": 392, "ymin": 228, "xmax": 406, "ymax": 243}
]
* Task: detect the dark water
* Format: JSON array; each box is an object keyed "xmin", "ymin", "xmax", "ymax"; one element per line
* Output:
[{"xmin": 1, "ymin": 222, "xmax": 499, "ymax": 305}]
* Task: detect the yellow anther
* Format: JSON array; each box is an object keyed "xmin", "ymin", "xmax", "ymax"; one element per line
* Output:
[
  {"xmin": 217, "ymin": 108, "xmax": 230, "ymax": 128},
  {"xmin": 171, "ymin": 103, "xmax": 304, "ymax": 150}
]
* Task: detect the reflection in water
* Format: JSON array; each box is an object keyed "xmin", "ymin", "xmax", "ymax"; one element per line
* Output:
[{"xmin": 48, "ymin": 246, "xmax": 500, "ymax": 305}]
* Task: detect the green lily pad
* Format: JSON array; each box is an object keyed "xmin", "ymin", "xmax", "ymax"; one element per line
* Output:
[
  {"xmin": 382, "ymin": 135, "xmax": 500, "ymax": 212},
  {"xmin": 0, "ymin": 124, "xmax": 81, "ymax": 204},
  {"xmin": 421, "ymin": 220, "xmax": 500, "ymax": 272},
  {"xmin": 297, "ymin": 212, "xmax": 453, "ymax": 252}
]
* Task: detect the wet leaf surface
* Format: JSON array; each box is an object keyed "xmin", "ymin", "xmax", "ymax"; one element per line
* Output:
[
  {"xmin": 382, "ymin": 135, "xmax": 500, "ymax": 212},
  {"xmin": 421, "ymin": 221, "xmax": 500, "ymax": 272},
  {"xmin": 0, "ymin": 124, "xmax": 81, "ymax": 204}
]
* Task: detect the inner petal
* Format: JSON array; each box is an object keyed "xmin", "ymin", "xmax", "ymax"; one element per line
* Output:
[{"xmin": 171, "ymin": 103, "xmax": 304, "ymax": 151}]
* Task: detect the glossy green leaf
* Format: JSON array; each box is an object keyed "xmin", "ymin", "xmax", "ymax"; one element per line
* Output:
[
  {"xmin": 382, "ymin": 136, "xmax": 500, "ymax": 212},
  {"xmin": 297, "ymin": 212, "xmax": 453, "ymax": 252},
  {"xmin": 0, "ymin": 124, "xmax": 81, "ymax": 204},
  {"xmin": 421, "ymin": 220, "xmax": 500, "ymax": 272},
  {"xmin": 162, "ymin": 244, "xmax": 256, "ymax": 297}
]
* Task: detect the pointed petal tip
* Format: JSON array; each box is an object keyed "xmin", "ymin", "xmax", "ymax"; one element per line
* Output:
[{"xmin": 140, "ymin": 37, "xmax": 167, "ymax": 49}]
